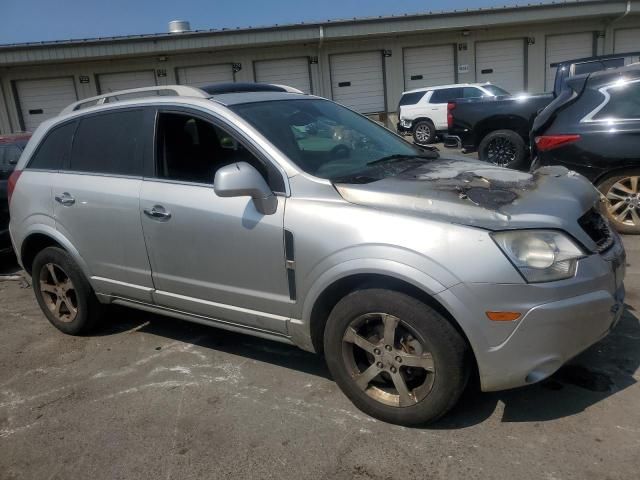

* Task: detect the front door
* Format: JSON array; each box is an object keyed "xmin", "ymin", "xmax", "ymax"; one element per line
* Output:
[{"xmin": 140, "ymin": 109, "xmax": 291, "ymax": 334}]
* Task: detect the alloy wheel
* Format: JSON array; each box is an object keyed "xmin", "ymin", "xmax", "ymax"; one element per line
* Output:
[
  {"xmin": 486, "ymin": 137, "xmax": 516, "ymax": 166},
  {"xmin": 606, "ymin": 176, "xmax": 640, "ymax": 226},
  {"xmin": 341, "ymin": 313, "xmax": 435, "ymax": 407},
  {"xmin": 414, "ymin": 124, "xmax": 431, "ymax": 143},
  {"xmin": 39, "ymin": 263, "xmax": 78, "ymax": 323}
]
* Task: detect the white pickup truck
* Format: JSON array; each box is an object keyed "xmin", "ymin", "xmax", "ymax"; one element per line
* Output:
[{"xmin": 396, "ymin": 83, "xmax": 510, "ymax": 144}]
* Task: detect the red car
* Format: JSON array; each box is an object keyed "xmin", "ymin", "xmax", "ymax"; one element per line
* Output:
[{"xmin": 1, "ymin": 133, "xmax": 31, "ymax": 255}]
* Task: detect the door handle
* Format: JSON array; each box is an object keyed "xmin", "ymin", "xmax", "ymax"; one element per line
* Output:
[
  {"xmin": 143, "ymin": 205, "xmax": 172, "ymax": 220},
  {"xmin": 54, "ymin": 192, "xmax": 75, "ymax": 206}
]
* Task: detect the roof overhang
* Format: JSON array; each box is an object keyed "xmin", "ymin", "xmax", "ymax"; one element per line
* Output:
[{"xmin": 0, "ymin": 0, "xmax": 636, "ymax": 67}]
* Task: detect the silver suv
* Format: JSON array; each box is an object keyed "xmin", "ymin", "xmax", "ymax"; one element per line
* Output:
[{"xmin": 8, "ymin": 84, "xmax": 626, "ymax": 426}]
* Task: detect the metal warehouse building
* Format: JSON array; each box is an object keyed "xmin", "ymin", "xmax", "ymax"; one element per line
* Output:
[{"xmin": 1, "ymin": 0, "xmax": 639, "ymax": 134}]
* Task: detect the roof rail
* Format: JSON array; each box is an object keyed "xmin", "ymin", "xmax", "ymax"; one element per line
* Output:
[{"xmin": 60, "ymin": 85, "xmax": 209, "ymax": 115}]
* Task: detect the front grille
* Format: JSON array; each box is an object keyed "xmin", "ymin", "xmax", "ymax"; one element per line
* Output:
[{"xmin": 578, "ymin": 208, "xmax": 613, "ymax": 253}]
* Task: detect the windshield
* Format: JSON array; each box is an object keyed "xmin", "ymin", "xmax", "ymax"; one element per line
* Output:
[
  {"xmin": 483, "ymin": 85, "xmax": 511, "ymax": 96},
  {"xmin": 230, "ymin": 98, "xmax": 436, "ymax": 181}
]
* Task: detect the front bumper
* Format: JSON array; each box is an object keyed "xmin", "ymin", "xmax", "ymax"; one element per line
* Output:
[
  {"xmin": 437, "ymin": 235, "xmax": 626, "ymax": 392},
  {"xmin": 0, "ymin": 226, "xmax": 13, "ymax": 255},
  {"xmin": 396, "ymin": 121, "xmax": 412, "ymax": 135}
]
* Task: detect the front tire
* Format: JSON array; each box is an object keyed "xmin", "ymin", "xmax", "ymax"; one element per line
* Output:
[
  {"xmin": 324, "ymin": 289, "xmax": 469, "ymax": 426},
  {"xmin": 32, "ymin": 247, "xmax": 103, "ymax": 335},
  {"xmin": 412, "ymin": 120, "xmax": 436, "ymax": 145},
  {"xmin": 478, "ymin": 130, "xmax": 527, "ymax": 169},
  {"xmin": 598, "ymin": 172, "xmax": 640, "ymax": 234}
]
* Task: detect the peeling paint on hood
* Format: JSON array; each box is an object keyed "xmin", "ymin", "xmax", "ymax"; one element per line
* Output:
[{"xmin": 334, "ymin": 156, "xmax": 600, "ymax": 232}]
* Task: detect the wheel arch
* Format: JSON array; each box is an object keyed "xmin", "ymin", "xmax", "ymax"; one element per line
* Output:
[
  {"xmin": 19, "ymin": 226, "xmax": 90, "ymax": 278},
  {"xmin": 300, "ymin": 267, "xmax": 475, "ymax": 377},
  {"xmin": 411, "ymin": 117, "xmax": 435, "ymax": 128},
  {"xmin": 594, "ymin": 166, "xmax": 640, "ymax": 187},
  {"xmin": 475, "ymin": 117, "xmax": 529, "ymax": 148}
]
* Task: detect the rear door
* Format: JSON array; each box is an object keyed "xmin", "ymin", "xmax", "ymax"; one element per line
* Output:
[
  {"xmin": 429, "ymin": 88, "xmax": 463, "ymax": 130},
  {"xmin": 53, "ymin": 108, "xmax": 155, "ymax": 302}
]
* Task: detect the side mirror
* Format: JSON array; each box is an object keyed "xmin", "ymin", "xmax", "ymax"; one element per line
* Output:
[{"xmin": 214, "ymin": 162, "xmax": 277, "ymax": 215}]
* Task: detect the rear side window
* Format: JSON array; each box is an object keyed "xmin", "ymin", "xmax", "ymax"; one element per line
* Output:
[
  {"xmin": 0, "ymin": 145, "xmax": 22, "ymax": 167},
  {"xmin": 430, "ymin": 88, "xmax": 463, "ymax": 104},
  {"xmin": 399, "ymin": 91, "xmax": 426, "ymax": 106},
  {"xmin": 462, "ymin": 87, "xmax": 483, "ymax": 98},
  {"xmin": 594, "ymin": 81, "xmax": 640, "ymax": 120},
  {"xmin": 28, "ymin": 122, "xmax": 75, "ymax": 170},
  {"xmin": 69, "ymin": 109, "xmax": 144, "ymax": 176}
]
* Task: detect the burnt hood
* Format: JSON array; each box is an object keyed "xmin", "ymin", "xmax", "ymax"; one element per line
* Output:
[{"xmin": 334, "ymin": 157, "xmax": 600, "ymax": 234}]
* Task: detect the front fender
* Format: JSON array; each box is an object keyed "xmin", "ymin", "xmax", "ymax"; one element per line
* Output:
[{"xmin": 289, "ymin": 252, "xmax": 457, "ymax": 353}]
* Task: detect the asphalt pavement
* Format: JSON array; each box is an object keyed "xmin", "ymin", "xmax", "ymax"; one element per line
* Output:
[{"xmin": 0, "ymin": 230, "xmax": 639, "ymax": 480}]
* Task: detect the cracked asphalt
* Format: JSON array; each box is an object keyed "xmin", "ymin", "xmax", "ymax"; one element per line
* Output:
[{"xmin": 1, "ymin": 236, "xmax": 639, "ymax": 480}]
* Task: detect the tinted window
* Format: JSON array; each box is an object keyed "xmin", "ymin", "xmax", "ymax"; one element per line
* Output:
[
  {"xmin": 399, "ymin": 91, "xmax": 426, "ymax": 106},
  {"xmin": 462, "ymin": 87, "xmax": 484, "ymax": 98},
  {"xmin": 0, "ymin": 145, "xmax": 22, "ymax": 167},
  {"xmin": 482, "ymin": 84, "xmax": 511, "ymax": 96},
  {"xmin": 155, "ymin": 112, "xmax": 280, "ymax": 190},
  {"xmin": 594, "ymin": 81, "xmax": 640, "ymax": 120},
  {"xmin": 69, "ymin": 110, "xmax": 144, "ymax": 175},
  {"xmin": 28, "ymin": 122, "xmax": 75, "ymax": 170},
  {"xmin": 430, "ymin": 88, "xmax": 463, "ymax": 103}
]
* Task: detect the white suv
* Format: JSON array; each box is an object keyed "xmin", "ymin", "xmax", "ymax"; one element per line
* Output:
[{"xmin": 396, "ymin": 83, "xmax": 510, "ymax": 144}]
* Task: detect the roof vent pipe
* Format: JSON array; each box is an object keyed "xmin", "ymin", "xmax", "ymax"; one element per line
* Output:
[{"xmin": 169, "ymin": 20, "xmax": 191, "ymax": 34}]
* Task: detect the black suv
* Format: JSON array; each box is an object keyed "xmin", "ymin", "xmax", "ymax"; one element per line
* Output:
[
  {"xmin": 1, "ymin": 133, "xmax": 30, "ymax": 254},
  {"xmin": 531, "ymin": 64, "xmax": 640, "ymax": 233}
]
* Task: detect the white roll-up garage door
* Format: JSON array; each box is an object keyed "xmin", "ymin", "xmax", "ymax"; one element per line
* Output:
[
  {"xmin": 15, "ymin": 77, "xmax": 77, "ymax": 132},
  {"xmin": 330, "ymin": 51, "xmax": 385, "ymax": 114},
  {"xmin": 614, "ymin": 28, "xmax": 640, "ymax": 54},
  {"xmin": 254, "ymin": 57, "xmax": 311, "ymax": 93},
  {"xmin": 97, "ymin": 70, "xmax": 157, "ymax": 93},
  {"xmin": 546, "ymin": 32, "xmax": 594, "ymax": 90},
  {"xmin": 176, "ymin": 64, "xmax": 234, "ymax": 88},
  {"xmin": 403, "ymin": 45, "xmax": 455, "ymax": 91},
  {"xmin": 475, "ymin": 39, "xmax": 525, "ymax": 94}
]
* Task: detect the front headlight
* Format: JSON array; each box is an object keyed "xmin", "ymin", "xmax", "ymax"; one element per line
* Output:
[{"xmin": 491, "ymin": 230, "xmax": 586, "ymax": 283}]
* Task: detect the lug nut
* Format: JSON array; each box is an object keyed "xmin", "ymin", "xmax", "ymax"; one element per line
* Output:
[
  {"xmin": 390, "ymin": 366, "xmax": 397, "ymax": 373},
  {"xmin": 373, "ymin": 348, "xmax": 381, "ymax": 355},
  {"xmin": 395, "ymin": 356, "xmax": 402, "ymax": 363},
  {"xmin": 385, "ymin": 345, "xmax": 392, "ymax": 351},
  {"xmin": 376, "ymin": 362, "xmax": 384, "ymax": 369}
]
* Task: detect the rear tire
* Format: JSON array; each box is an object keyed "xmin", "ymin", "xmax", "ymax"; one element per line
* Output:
[
  {"xmin": 478, "ymin": 130, "xmax": 527, "ymax": 169},
  {"xmin": 598, "ymin": 171, "xmax": 640, "ymax": 234},
  {"xmin": 32, "ymin": 247, "xmax": 104, "ymax": 335},
  {"xmin": 324, "ymin": 289, "xmax": 469, "ymax": 426},
  {"xmin": 412, "ymin": 120, "xmax": 436, "ymax": 145}
]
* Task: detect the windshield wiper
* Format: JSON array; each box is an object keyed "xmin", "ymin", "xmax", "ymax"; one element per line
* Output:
[{"xmin": 366, "ymin": 154, "xmax": 434, "ymax": 167}]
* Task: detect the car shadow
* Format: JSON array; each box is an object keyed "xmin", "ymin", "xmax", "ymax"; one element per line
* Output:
[
  {"xmin": 432, "ymin": 307, "xmax": 640, "ymax": 428},
  {"xmin": 94, "ymin": 303, "xmax": 640, "ymax": 428},
  {"xmin": 97, "ymin": 305, "xmax": 333, "ymax": 380}
]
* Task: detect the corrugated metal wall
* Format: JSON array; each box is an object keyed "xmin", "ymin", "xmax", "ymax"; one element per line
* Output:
[{"xmin": 1, "ymin": 7, "xmax": 639, "ymax": 133}]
